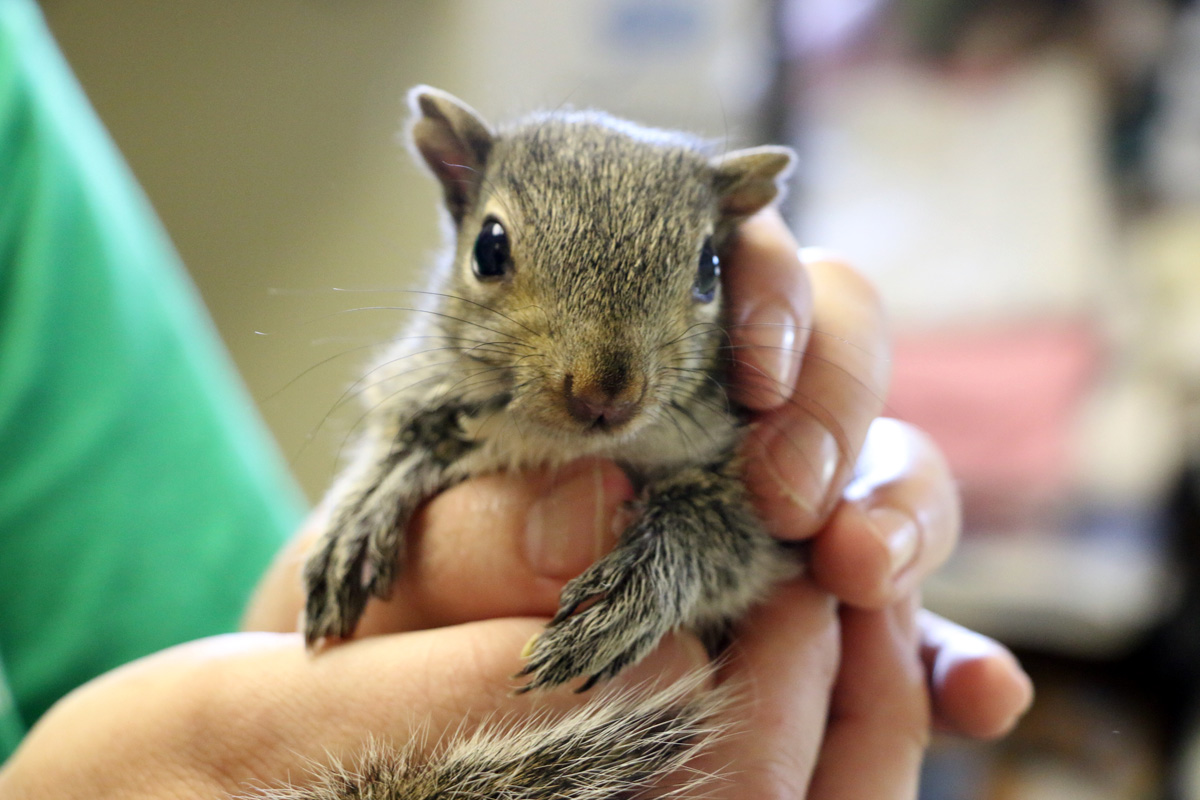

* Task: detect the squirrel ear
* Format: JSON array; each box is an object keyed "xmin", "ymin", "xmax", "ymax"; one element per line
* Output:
[
  {"xmin": 407, "ymin": 86, "xmax": 495, "ymax": 223},
  {"xmin": 710, "ymin": 146, "xmax": 796, "ymax": 218}
]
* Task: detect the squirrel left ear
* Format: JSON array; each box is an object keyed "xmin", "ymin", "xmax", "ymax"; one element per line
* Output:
[
  {"xmin": 407, "ymin": 85, "xmax": 496, "ymax": 224},
  {"xmin": 710, "ymin": 146, "xmax": 796, "ymax": 218}
]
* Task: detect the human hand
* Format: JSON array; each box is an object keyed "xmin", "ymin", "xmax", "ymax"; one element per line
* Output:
[
  {"xmin": 0, "ymin": 416, "xmax": 1022, "ymax": 800},
  {"xmin": 232, "ymin": 427, "xmax": 1026, "ymax": 799},
  {"xmin": 714, "ymin": 214, "xmax": 1039, "ymax": 760},
  {"xmin": 700, "ymin": 420, "xmax": 1031, "ymax": 799},
  {"xmin": 239, "ymin": 209, "xmax": 1030, "ymax": 796},
  {"xmin": 0, "ymin": 621, "xmax": 714, "ymax": 799}
]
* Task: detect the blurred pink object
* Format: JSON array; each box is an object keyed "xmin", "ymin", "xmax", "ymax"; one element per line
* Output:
[{"xmin": 887, "ymin": 321, "xmax": 1102, "ymax": 511}]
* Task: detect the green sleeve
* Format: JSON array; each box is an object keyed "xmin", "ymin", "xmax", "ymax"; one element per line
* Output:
[{"xmin": 0, "ymin": 0, "xmax": 307, "ymax": 758}]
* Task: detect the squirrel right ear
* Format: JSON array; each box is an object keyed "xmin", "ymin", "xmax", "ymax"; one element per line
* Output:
[
  {"xmin": 710, "ymin": 146, "xmax": 796, "ymax": 219},
  {"xmin": 407, "ymin": 86, "xmax": 495, "ymax": 224}
]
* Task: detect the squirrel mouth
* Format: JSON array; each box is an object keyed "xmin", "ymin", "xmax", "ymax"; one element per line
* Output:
[
  {"xmin": 562, "ymin": 375, "xmax": 645, "ymax": 434},
  {"xmin": 578, "ymin": 409, "xmax": 638, "ymax": 434}
]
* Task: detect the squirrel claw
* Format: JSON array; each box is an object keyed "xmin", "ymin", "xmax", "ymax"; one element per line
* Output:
[
  {"xmin": 549, "ymin": 600, "xmax": 584, "ymax": 627},
  {"xmin": 517, "ymin": 606, "xmax": 666, "ymax": 693},
  {"xmin": 512, "ymin": 543, "xmax": 674, "ymax": 692},
  {"xmin": 575, "ymin": 674, "xmax": 602, "ymax": 694}
]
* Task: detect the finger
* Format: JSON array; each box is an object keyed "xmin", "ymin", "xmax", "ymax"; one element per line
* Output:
[
  {"xmin": 723, "ymin": 208, "xmax": 814, "ymax": 411},
  {"xmin": 919, "ymin": 609, "xmax": 1034, "ymax": 739},
  {"xmin": 243, "ymin": 459, "xmax": 634, "ymax": 634},
  {"xmin": 692, "ymin": 578, "xmax": 840, "ymax": 799},
  {"xmin": 742, "ymin": 249, "xmax": 891, "ymax": 540},
  {"xmin": 808, "ymin": 595, "xmax": 931, "ymax": 800},
  {"xmin": 362, "ymin": 458, "xmax": 634, "ymax": 634},
  {"xmin": 810, "ymin": 418, "xmax": 961, "ymax": 609}
]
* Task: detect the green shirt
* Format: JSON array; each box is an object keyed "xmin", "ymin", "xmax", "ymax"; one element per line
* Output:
[{"xmin": 0, "ymin": 0, "xmax": 305, "ymax": 760}]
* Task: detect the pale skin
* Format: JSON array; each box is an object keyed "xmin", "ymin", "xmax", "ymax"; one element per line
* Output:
[{"xmin": 0, "ymin": 211, "xmax": 1032, "ymax": 799}]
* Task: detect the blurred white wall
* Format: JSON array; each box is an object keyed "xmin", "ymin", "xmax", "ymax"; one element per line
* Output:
[{"xmin": 40, "ymin": 0, "xmax": 776, "ymax": 500}]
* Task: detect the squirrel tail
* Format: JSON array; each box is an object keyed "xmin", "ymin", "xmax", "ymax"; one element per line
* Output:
[{"xmin": 249, "ymin": 674, "xmax": 726, "ymax": 800}]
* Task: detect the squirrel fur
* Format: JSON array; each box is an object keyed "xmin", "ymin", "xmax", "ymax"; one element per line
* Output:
[
  {"xmin": 275, "ymin": 86, "xmax": 798, "ymax": 799},
  {"xmin": 248, "ymin": 673, "xmax": 727, "ymax": 800}
]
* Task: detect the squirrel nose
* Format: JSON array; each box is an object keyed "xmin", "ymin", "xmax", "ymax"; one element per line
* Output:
[{"xmin": 563, "ymin": 370, "xmax": 643, "ymax": 429}]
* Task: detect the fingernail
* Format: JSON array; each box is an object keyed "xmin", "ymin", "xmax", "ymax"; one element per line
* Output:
[
  {"xmin": 867, "ymin": 506, "xmax": 920, "ymax": 576},
  {"xmin": 736, "ymin": 299, "xmax": 804, "ymax": 408},
  {"xmin": 757, "ymin": 417, "xmax": 841, "ymax": 530},
  {"xmin": 525, "ymin": 461, "xmax": 630, "ymax": 579}
]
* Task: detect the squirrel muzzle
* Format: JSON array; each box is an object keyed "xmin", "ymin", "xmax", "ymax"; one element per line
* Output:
[{"xmin": 562, "ymin": 366, "xmax": 646, "ymax": 431}]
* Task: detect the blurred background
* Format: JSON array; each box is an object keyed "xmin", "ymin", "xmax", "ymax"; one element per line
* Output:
[{"xmin": 39, "ymin": 0, "xmax": 1200, "ymax": 797}]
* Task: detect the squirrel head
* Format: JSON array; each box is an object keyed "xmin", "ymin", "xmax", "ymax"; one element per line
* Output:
[{"xmin": 407, "ymin": 86, "xmax": 794, "ymax": 442}]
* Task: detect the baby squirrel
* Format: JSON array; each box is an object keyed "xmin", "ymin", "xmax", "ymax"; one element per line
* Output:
[{"xmin": 282, "ymin": 86, "xmax": 798, "ymax": 799}]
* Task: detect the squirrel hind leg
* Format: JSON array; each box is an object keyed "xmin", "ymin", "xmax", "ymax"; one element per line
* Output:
[{"xmin": 251, "ymin": 674, "xmax": 727, "ymax": 800}]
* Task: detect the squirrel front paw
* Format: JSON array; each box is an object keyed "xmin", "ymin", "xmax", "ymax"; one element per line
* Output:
[
  {"xmin": 516, "ymin": 552, "xmax": 676, "ymax": 692},
  {"xmin": 302, "ymin": 532, "xmax": 370, "ymax": 645},
  {"xmin": 301, "ymin": 505, "xmax": 406, "ymax": 646}
]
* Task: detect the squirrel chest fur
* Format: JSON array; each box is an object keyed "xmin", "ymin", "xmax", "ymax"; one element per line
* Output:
[{"xmin": 287, "ymin": 86, "xmax": 798, "ymax": 799}]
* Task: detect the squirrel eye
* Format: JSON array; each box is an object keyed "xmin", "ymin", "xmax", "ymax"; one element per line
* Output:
[
  {"xmin": 473, "ymin": 218, "xmax": 511, "ymax": 280},
  {"xmin": 692, "ymin": 237, "xmax": 720, "ymax": 303}
]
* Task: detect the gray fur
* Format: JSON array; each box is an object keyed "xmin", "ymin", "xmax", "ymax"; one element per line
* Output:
[
  {"xmin": 518, "ymin": 456, "xmax": 795, "ymax": 692},
  {"xmin": 247, "ymin": 672, "xmax": 727, "ymax": 800},
  {"xmin": 291, "ymin": 86, "xmax": 797, "ymax": 798}
]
